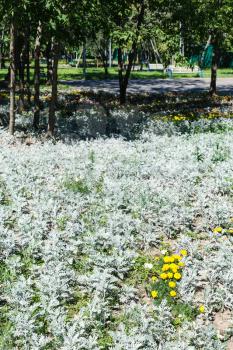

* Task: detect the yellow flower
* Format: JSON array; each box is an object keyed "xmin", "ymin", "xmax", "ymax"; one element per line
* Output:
[
  {"xmin": 162, "ymin": 264, "xmax": 170, "ymax": 271},
  {"xmin": 160, "ymin": 273, "xmax": 168, "ymax": 280},
  {"xmin": 227, "ymin": 229, "xmax": 233, "ymax": 234},
  {"xmin": 170, "ymin": 263, "xmax": 179, "ymax": 273},
  {"xmin": 170, "ymin": 290, "xmax": 177, "ymax": 297},
  {"xmin": 174, "ymin": 272, "xmax": 182, "ymax": 280},
  {"xmin": 167, "ymin": 272, "xmax": 173, "ymax": 279},
  {"xmin": 178, "ymin": 261, "xmax": 185, "ymax": 267},
  {"xmin": 213, "ymin": 226, "xmax": 222, "ymax": 233},
  {"xmin": 172, "ymin": 254, "xmax": 182, "ymax": 261},
  {"xmin": 170, "ymin": 263, "xmax": 178, "ymax": 267},
  {"xmin": 151, "ymin": 276, "xmax": 157, "ymax": 282},
  {"xmin": 163, "ymin": 256, "xmax": 171, "ymax": 263},
  {"xmin": 168, "ymin": 281, "xmax": 176, "ymax": 288},
  {"xmin": 199, "ymin": 305, "xmax": 205, "ymax": 313},
  {"xmin": 151, "ymin": 290, "xmax": 158, "ymax": 298},
  {"xmin": 180, "ymin": 249, "xmax": 188, "ymax": 256},
  {"xmin": 172, "ymin": 267, "xmax": 178, "ymax": 273},
  {"xmin": 163, "ymin": 256, "xmax": 174, "ymax": 263}
]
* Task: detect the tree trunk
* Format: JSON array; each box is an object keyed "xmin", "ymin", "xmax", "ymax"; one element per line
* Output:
[
  {"xmin": 46, "ymin": 42, "xmax": 53, "ymax": 85},
  {"xmin": 26, "ymin": 66, "xmax": 31, "ymax": 100},
  {"xmin": 151, "ymin": 39, "xmax": 162, "ymax": 64},
  {"xmin": 13, "ymin": 31, "xmax": 25, "ymax": 113},
  {"xmin": 179, "ymin": 21, "xmax": 185, "ymax": 56},
  {"xmin": 20, "ymin": 28, "xmax": 31, "ymax": 109},
  {"xmin": 82, "ymin": 45, "xmax": 86, "ymax": 78},
  {"xmin": 0, "ymin": 28, "xmax": 4, "ymax": 70},
  {"xmin": 103, "ymin": 47, "xmax": 108, "ymax": 75},
  {"xmin": 210, "ymin": 40, "xmax": 219, "ymax": 96},
  {"xmin": 75, "ymin": 48, "xmax": 83, "ymax": 68},
  {"xmin": 109, "ymin": 38, "xmax": 112, "ymax": 68},
  {"xmin": 120, "ymin": 49, "xmax": 135, "ymax": 104},
  {"xmin": 118, "ymin": 43, "xmax": 139, "ymax": 104},
  {"xmin": 0, "ymin": 48, "xmax": 2, "ymax": 70},
  {"xmin": 65, "ymin": 52, "xmax": 69, "ymax": 64},
  {"xmin": 100, "ymin": 50, "xmax": 108, "ymax": 76},
  {"xmin": 118, "ymin": 47, "xmax": 125, "ymax": 104},
  {"xmin": 9, "ymin": 19, "xmax": 16, "ymax": 135},
  {"xmin": 2, "ymin": 55, "xmax": 5, "ymax": 69},
  {"xmin": 117, "ymin": 0, "xmax": 145, "ymax": 104},
  {"xmin": 47, "ymin": 40, "xmax": 59, "ymax": 136},
  {"xmin": 15, "ymin": 34, "xmax": 23, "ymax": 85},
  {"xmin": 96, "ymin": 40, "xmax": 109, "ymax": 76},
  {"xmin": 104, "ymin": 65, "xmax": 108, "ymax": 76},
  {"xmin": 18, "ymin": 34, "xmax": 26, "ymax": 113},
  {"xmin": 33, "ymin": 21, "xmax": 42, "ymax": 129},
  {"xmin": 25, "ymin": 28, "xmax": 31, "ymax": 104}
]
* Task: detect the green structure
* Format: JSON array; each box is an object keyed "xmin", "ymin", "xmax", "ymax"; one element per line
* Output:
[
  {"xmin": 190, "ymin": 45, "xmax": 233, "ymax": 69},
  {"xmin": 112, "ymin": 48, "xmax": 128, "ymax": 63},
  {"xmin": 200, "ymin": 45, "xmax": 213, "ymax": 68}
]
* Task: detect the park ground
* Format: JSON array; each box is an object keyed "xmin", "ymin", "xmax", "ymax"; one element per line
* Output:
[{"xmin": 1, "ymin": 64, "xmax": 233, "ymax": 98}]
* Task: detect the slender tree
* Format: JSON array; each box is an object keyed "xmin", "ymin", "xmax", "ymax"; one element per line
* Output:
[
  {"xmin": 117, "ymin": 1, "xmax": 145, "ymax": 104},
  {"xmin": 47, "ymin": 39, "xmax": 59, "ymax": 135},
  {"xmin": 9, "ymin": 15, "xmax": 16, "ymax": 135},
  {"xmin": 99, "ymin": 0, "xmax": 148, "ymax": 104},
  {"xmin": 33, "ymin": 21, "xmax": 42, "ymax": 129}
]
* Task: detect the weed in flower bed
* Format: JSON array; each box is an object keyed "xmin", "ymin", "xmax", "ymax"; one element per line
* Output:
[
  {"xmin": 146, "ymin": 250, "xmax": 201, "ymax": 325},
  {"xmin": 149, "ymin": 250, "xmax": 187, "ymax": 301}
]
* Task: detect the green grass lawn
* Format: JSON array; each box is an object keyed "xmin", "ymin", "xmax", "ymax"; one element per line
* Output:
[
  {"xmin": 58, "ymin": 66, "xmax": 199, "ymax": 80},
  {"xmin": 57, "ymin": 66, "xmax": 233, "ymax": 80},
  {"xmin": 58, "ymin": 66, "xmax": 168, "ymax": 80},
  {"xmin": 1, "ymin": 65, "xmax": 233, "ymax": 84},
  {"xmin": 203, "ymin": 68, "xmax": 233, "ymax": 77}
]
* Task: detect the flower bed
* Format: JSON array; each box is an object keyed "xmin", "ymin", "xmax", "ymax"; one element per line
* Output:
[{"xmin": 0, "ymin": 111, "xmax": 233, "ymax": 348}]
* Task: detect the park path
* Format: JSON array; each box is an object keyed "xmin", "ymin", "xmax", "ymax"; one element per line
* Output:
[{"xmin": 60, "ymin": 77, "xmax": 233, "ymax": 95}]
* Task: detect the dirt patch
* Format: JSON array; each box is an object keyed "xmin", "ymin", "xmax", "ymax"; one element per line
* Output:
[
  {"xmin": 213, "ymin": 310, "xmax": 232, "ymax": 336},
  {"xmin": 227, "ymin": 337, "xmax": 233, "ymax": 350}
]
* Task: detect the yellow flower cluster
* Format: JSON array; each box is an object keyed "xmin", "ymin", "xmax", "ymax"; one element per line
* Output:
[
  {"xmin": 71, "ymin": 89, "xmax": 82, "ymax": 95},
  {"xmin": 174, "ymin": 115, "xmax": 186, "ymax": 121},
  {"xmin": 151, "ymin": 250, "xmax": 187, "ymax": 299}
]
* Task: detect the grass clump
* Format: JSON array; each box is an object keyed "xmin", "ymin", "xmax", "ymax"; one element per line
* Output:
[{"xmin": 64, "ymin": 179, "xmax": 90, "ymax": 194}]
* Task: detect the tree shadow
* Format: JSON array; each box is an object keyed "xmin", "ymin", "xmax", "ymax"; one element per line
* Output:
[
  {"xmin": 60, "ymin": 77, "xmax": 233, "ymax": 95},
  {"xmin": 2, "ymin": 88, "xmax": 233, "ymax": 143}
]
